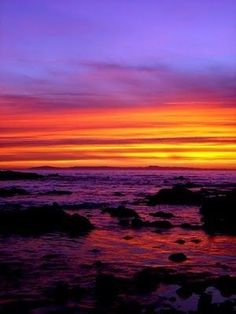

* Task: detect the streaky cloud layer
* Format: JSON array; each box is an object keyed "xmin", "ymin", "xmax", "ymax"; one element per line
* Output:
[{"xmin": 0, "ymin": 0, "xmax": 236, "ymax": 168}]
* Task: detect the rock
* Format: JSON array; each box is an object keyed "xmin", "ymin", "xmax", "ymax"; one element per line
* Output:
[
  {"xmin": 0, "ymin": 187, "xmax": 29, "ymax": 197},
  {"xmin": 176, "ymin": 285, "xmax": 193, "ymax": 299},
  {"xmin": 174, "ymin": 182, "xmax": 201, "ymax": 188},
  {"xmin": 113, "ymin": 192, "xmax": 124, "ymax": 196},
  {"xmin": 175, "ymin": 239, "xmax": 185, "ymax": 245},
  {"xmin": 41, "ymin": 190, "xmax": 72, "ymax": 195},
  {"xmin": 149, "ymin": 211, "xmax": 174, "ymax": 219},
  {"xmin": 0, "ymin": 170, "xmax": 43, "ymax": 180},
  {"xmin": 168, "ymin": 253, "xmax": 187, "ymax": 263},
  {"xmin": 197, "ymin": 293, "xmax": 212, "ymax": 313},
  {"xmin": 132, "ymin": 267, "xmax": 161, "ymax": 293},
  {"xmin": 149, "ymin": 220, "xmax": 173, "ymax": 229},
  {"xmin": 200, "ymin": 189, "xmax": 236, "ymax": 234},
  {"xmin": 113, "ymin": 300, "xmax": 143, "ymax": 314},
  {"xmin": 0, "ymin": 203, "xmax": 94, "ymax": 236},
  {"xmin": 131, "ymin": 217, "xmax": 146, "ymax": 228},
  {"xmin": 213, "ymin": 275, "xmax": 236, "ymax": 297},
  {"xmin": 174, "ymin": 176, "xmax": 186, "ymax": 180},
  {"xmin": 123, "ymin": 235, "xmax": 133, "ymax": 240},
  {"xmin": 65, "ymin": 202, "xmax": 107, "ymax": 210},
  {"xmin": 102, "ymin": 205, "xmax": 139, "ymax": 218},
  {"xmin": 95, "ymin": 274, "xmax": 128, "ymax": 302},
  {"xmin": 191, "ymin": 238, "xmax": 201, "ymax": 244},
  {"xmin": 147, "ymin": 186, "xmax": 202, "ymax": 205}
]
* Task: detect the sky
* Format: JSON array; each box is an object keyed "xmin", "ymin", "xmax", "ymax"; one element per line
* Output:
[{"xmin": 0, "ymin": 0, "xmax": 236, "ymax": 168}]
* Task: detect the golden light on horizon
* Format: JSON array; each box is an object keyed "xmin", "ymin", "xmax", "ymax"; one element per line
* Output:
[{"xmin": 0, "ymin": 100, "xmax": 236, "ymax": 169}]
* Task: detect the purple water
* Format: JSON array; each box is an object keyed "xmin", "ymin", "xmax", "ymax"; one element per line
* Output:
[{"xmin": 0, "ymin": 169, "xmax": 236, "ymax": 312}]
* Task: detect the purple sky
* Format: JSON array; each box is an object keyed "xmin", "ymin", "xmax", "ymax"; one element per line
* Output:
[{"xmin": 1, "ymin": 0, "xmax": 236, "ymax": 107}]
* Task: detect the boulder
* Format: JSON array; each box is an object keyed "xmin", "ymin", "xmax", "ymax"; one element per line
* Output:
[
  {"xmin": 0, "ymin": 203, "xmax": 94, "ymax": 236},
  {"xmin": 147, "ymin": 186, "xmax": 202, "ymax": 205},
  {"xmin": 200, "ymin": 189, "xmax": 236, "ymax": 234},
  {"xmin": 0, "ymin": 170, "xmax": 43, "ymax": 180},
  {"xmin": 102, "ymin": 205, "xmax": 139, "ymax": 218},
  {"xmin": 168, "ymin": 253, "xmax": 187, "ymax": 263},
  {"xmin": 149, "ymin": 211, "xmax": 174, "ymax": 219}
]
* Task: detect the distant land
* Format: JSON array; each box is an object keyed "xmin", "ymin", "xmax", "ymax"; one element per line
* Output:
[{"xmin": 26, "ymin": 166, "xmax": 236, "ymax": 171}]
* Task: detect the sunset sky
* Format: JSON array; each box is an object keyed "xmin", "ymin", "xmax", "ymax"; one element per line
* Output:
[{"xmin": 1, "ymin": 0, "xmax": 236, "ymax": 169}]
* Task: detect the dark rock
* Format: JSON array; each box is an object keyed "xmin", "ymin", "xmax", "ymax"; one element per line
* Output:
[
  {"xmin": 41, "ymin": 190, "xmax": 72, "ymax": 195},
  {"xmin": 132, "ymin": 267, "xmax": 161, "ymax": 293},
  {"xmin": 200, "ymin": 189, "xmax": 236, "ymax": 234},
  {"xmin": 119, "ymin": 219, "xmax": 130, "ymax": 227},
  {"xmin": 65, "ymin": 202, "xmax": 107, "ymax": 210},
  {"xmin": 102, "ymin": 205, "xmax": 139, "ymax": 218},
  {"xmin": 149, "ymin": 211, "xmax": 174, "ymax": 219},
  {"xmin": 113, "ymin": 192, "xmax": 123, "ymax": 196},
  {"xmin": 147, "ymin": 186, "xmax": 202, "ymax": 205},
  {"xmin": 176, "ymin": 285, "xmax": 193, "ymax": 299},
  {"xmin": 197, "ymin": 293, "xmax": 212, "ymax": 313},
  {"xmin": 213, "ymin": 275, "xmax": 236, "ymax": 297},
  {"xmin": 0, "ymin": 187, "xmax": 29, "ymax": 197},
  {"xmin": 149, "ymin": 220, "xmax": 173, "ymax": 229},
  {"xmin": 175, "ymin": 239, "xmax": 185, "ymax": 245},
  {"xmin": 95, "ymin": 274, "xmax": 128, "ymax": 302},
  {"xmin": 123, "ymin": 235, "xmax": 133, "ymax": 240},
  {"xmin": 113, "ymin": 300, "xmax": 143, "ymax": 314},
  {"xmin": 174, "ymin": 182, "xmax": 201, "ymax": 188},
  {"xmin": 0, "ymin": 203, "xmax": 94, "ymax": 236},
  {"xmin": 174, "ymin": 176, "xmax": 186, "ymax": 180},
  {"xmin": 217, "ymin": 300, "xmax": 235, "ymax": 314},
  {"xmin": 168, "ymin": 253, "xmax": 187, "ymax": 263},
  {"xmin": 45, "ymin": 281, "xmax": 85, "ymax": 303},
  {"xmin": 191, "ymin": 238, "xmax": 201, "ymax": 244},
  {"xmin": 0, "ymin": 170, "xmax": 43, "ymax": 180}
]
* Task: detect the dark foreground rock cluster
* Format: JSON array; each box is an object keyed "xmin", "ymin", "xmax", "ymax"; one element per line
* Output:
[
  {"xmin": 0, "ymin": 203, "xmax": 94, "ymax": 236},
  {"xmin": 1, "ymin": 264, "xmax": 234, "ymax": 314},
  {"xmin": 147, "ymin": 186, "xmax": 202, "ymax": 205},
  {"xmin": 200, "ymin": 189, "xmax": 236, "ymax": 235},
  {"xmin": 0, "ymin": 170, "xmax": 43, "ymax": 180}
]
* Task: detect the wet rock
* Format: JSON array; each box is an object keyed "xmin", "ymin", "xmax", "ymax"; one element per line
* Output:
[
  {"xmin": 0, "ymin": 203, "xmax": 94, "ymax": 236},
  {"xmin": 200, "ymin": 189, "xmax": 236, "ymax": 234},
  {"xmin": 149, "ymin": 220, "xmax": 173, "ymax": 229},
  {"xmin": 65, "ymin": 202, "xmax": 108, "ymax": 210},
  {"xmin": 217, "ymin": 300, "xmax": 235, "ymax": 314},
  {"xmin": 132, "ymin": 267, "xmax": 161, "ymax": 293},
  {"xmin": 197, "ymin": 293, "xmax": 212, "ymax": 313},
  {"xmin": 149, "ymin": 211, "xmax": 174, "ymax": 219},
  {"xmin": 131, "ymin": 217, "xmax": 146, "ymax": 228},
  {"xmin": 0, "ymin": 187, "xmax": 29, "ymax": 197},
  {"xmin": 113, "ymin": 300, "xmax": 143, "ymax": 314},
  {"xmin": 213, "ymin": 275, "xmax": 236, "ymax": 297},
  {"xmin": 41, "ymin": 190, "xmax": 72, "ymax": 195},
  {"xmin": 176, "ymin": 285, "xmax": 193, "ymax": 299},
  {"xmin": 95, "ymin": 274, "xmax": 128, "ymax": 302},
  {"xmin": 147, "ymin": 186, "xmax": 202, "ymax": 205},
  {"xmin": 168, "ymin": 253, "xmax": 187, "ymax": 263},
  {"xmin": 102, "ymin": 205, "xmax": 139, "ymax": 218},
  {"xmin": 123, "ymin": 235, "xmax": 133, "ymax": 240},
  {"xmin": 174, "ymin": 182, "xmax": 201, "ymax": 188},
  {"xmin": 175, "ymin": 239, "xmax": 185, "ymax": 245},
  {"xmin": 0, "ymin": 170, "xmax": 43, "ymax": 180},
  {"xmin": 174, "ymin": 176, "xmax": 186, "ymax": 180},
  {"xmin": 45, "ymin": 281, "xmax": 85, "ymax": 303},
  {"xmin": 191, "ymin": 238, "xmax": 201, "ymax": 244},
  {"xmin": 113, "ymin": 192, "xmax": 124, "ymax": 196}
]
